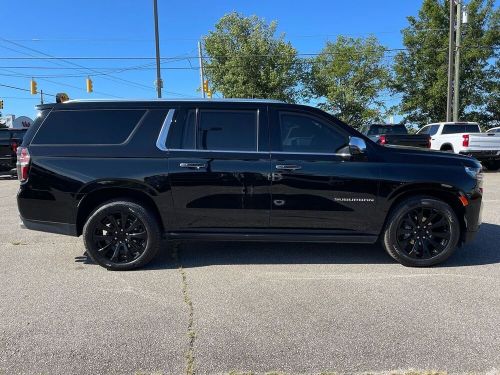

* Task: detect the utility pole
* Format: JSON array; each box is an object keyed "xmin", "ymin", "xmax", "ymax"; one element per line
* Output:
[
  {"xmin": 198, "ymin": 41, "xmax": 205, "ymax": 98},
  {"xmin": 153, "ymin": 0, "xmax": 162, "ymax": 98},
  {"xmin": 40, "ymin": 90, "xmax": 44, "ymax": 105},
  {"xmin": 453, "ymin": 1, "xmax": 463, "ymax": 122},
  {"xmin": 446, "ymin": 0, "xmax": 456, "ymax": 122}
]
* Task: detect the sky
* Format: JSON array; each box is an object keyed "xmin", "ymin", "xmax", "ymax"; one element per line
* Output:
[{"xmin": 0, "ymin": 0, "xmax": 456, "ymax": 118}]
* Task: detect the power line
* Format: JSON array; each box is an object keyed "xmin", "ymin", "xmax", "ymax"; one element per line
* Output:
[
  {"xmin": 0, "ymin": 38, "xmax": 155, "ymax": 93},
  {"xmin": 0, "ymin": 83, "xmax": 56, "ymax": 97}
]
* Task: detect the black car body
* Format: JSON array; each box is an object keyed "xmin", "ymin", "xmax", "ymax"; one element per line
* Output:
[
  {"xmin": 17, "ymin": 99, "xmax": 483, "ymax": 269},
  {"xmin": 361, "ymin": 124, "xmax": 430, "ymax": 148},
  {"xmin": 0, "ymin": 128, "xmax": 26, "ymax": 175}
]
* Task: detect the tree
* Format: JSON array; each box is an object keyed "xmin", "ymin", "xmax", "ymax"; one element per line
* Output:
[
  {"xmin": 305, "ymin": 36, "xmax": 391, "ymax": 128},
  {"xmin": 393, "ymin": 0, "xmax": 499, "ymax": 127},
  {"xmin": 203, "ymin": 13, "xmax": 302, "ymax": 102}
]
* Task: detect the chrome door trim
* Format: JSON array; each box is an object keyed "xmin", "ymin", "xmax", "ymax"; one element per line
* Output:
[{"xmin": 156, "ymin": 109, "xmax": 176, "ymax": 151}]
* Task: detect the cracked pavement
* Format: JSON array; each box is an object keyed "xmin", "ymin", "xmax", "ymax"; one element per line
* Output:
[{"xmin": 0, "ymin": 173, "xmax": 499, "ymax": 374}]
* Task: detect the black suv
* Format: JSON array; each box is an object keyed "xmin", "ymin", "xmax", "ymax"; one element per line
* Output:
[
  {"xmin": 0, "ymin": 128, "xmax": 26, "ymax": 176},
  {"xmin": 17, "ymin": 99, "xmax": 483, "ymax": 270}
]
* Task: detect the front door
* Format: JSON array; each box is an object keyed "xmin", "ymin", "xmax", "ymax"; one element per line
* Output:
[
  {"xmin": 269, "ymin": 109, "xmax": 379, "ymax": 235},
  {"xmin": 167, "ymin": 105, "xmax": 271, "ymax": 230}
]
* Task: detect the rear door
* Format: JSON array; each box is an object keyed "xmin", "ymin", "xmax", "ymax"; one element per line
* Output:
[
  {"xmin": 167, "ymin": 104, "xmax": 271, "ymax": 230},
  {"xmin": 269, "ymin": 107, "xmax": 379, "ymax": 234}
]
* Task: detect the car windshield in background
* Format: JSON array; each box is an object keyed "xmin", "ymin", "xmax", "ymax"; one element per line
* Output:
[
  {"xmin": 442, "ymin": 124, "xmax": 481, "ymax": 134},
  {"xmin": 367, "ymin": 125, "xmax": 408, "ymax": 136}
]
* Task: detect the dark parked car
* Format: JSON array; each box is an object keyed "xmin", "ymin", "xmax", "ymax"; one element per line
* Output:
[
  {"xmin": 17, "ymin": 99, "xmax": 483, "ymax": 270},
  {"xmin": 361, "ymin": 124, "xmax": 430, "ymax": 148},
  {"xmin": 0, "ymin": 128, "xmax": 27, "ymax": 176}
]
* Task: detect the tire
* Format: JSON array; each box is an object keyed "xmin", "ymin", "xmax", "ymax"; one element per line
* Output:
[
  {"xmin": 83, "ymin": 200, "xmax": 161, "ymax": 270},
  {"xmin": 484, "ymin": 161, "xmax": 500, "ymax": 171},
  {"xmin": 382, "ymin": 196, "xmax": 460, "ymax": 267}
]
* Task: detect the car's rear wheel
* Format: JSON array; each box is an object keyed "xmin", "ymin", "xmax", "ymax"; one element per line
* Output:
[
  {"xmin": 382, "ymin": 196, "xmax": 460, "ymax": 267},
  {"xmin": 83, "ymin": 200, "xmax": 161, "ymax": 270}
]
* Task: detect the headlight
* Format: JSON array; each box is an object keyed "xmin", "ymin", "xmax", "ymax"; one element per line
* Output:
[{"xmin": 464, "ymin": 166, "xmax": 482, "ymax": 180}]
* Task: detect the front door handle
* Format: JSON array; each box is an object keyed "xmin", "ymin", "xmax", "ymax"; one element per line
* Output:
[
  {"xmin": 275, "ymin": 164, "xmax": 301, "ymax": 171},
  {"xmin": 179, "ymin": 162, "xmax": 206, "ymax": 170}
]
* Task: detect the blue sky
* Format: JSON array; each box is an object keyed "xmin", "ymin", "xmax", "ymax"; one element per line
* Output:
[{"xmin": 0, "ymin": 1, "xmax": 451, "ymax": 118}]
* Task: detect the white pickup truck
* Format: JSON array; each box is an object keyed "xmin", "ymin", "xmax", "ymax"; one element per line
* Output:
[{"xmin": 417, "ymin": 122, "xmax": 500, "ymax": 170}]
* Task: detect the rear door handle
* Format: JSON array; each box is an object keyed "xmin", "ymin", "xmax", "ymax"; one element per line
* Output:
[
  {"xmin": 275, "ymin": 164, "xmax": 301, "ymax": 171},
  {"xmin": 179, "ymin": 162, "xmax": 206, "ymax": 170}
]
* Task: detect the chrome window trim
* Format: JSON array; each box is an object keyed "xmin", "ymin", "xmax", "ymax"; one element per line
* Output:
[
  {"xmin": 164, "ymin": 149, "xmax": 349, "ymax": 157},
  {"xmin": 156, "ymin": 109, "xmax": 176, "ymax": 151}
]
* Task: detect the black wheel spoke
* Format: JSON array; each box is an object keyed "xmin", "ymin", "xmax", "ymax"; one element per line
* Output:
[
  {"xmin": 107, "ymin": 215, "xmax": 119, "ymax": 230},
  {"xmin": 128, "ymin": 231, "xmax": 147, "ymax": 240},
  {"xmin": 431, "ymin": 218, "xmax": 446, "ymax": 229},
  {"xmin": 407, "ymin": 241, "xmax": 418, "ymax": 257},
  {"xmin": 405, "ymin": 214, "xmax": 417, "ymax": 228},
  {"xmin": 120, "ymin": 211, "xmax": 128, "ymax": 229},
  {"xmin": 94, "ymin": 234, "xmax": 113, "ymax": 241},
  {"xmin": 127, "ymin": 218, "xmax": 140, "ymax": 231},
  {"xmin": 97, "ymin": 241, "xmax": 114, "ymax": 253},
  {"xmin": 432, "ymin": 231, "xmax": 450, "ymax": 239}
]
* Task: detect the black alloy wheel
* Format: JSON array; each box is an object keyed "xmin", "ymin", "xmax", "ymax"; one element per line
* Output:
[
  {"xmin": 395, "ymin": 207, "xmax": 451, "ymax": 259},
  {"xmin": 92, "ymin": 210, "xmax": 148, "ymax": 264},
  {"xmin": 83, "ymin": 200, "xmax": 161, "ymax": 270},
  {"xmin": 383, "ymin": 196, "xmax": 460, "ymax": 267}
]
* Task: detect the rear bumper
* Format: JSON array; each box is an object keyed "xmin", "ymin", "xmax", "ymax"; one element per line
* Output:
[
  {"xmin": 20, "ymin": 216, "xmax": 77, "ymax": 236},
  {"xmin": 459, "ymin": 150, "xmax": 500, "ymax": 161}
]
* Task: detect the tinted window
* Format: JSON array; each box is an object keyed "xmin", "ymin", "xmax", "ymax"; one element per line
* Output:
[
  {"xmin": 417, "ymin": 126, "xmax": 430, "ymax": 134},
  {"xmin": 442, "ymin": 124, "xmax": 480, "ymax": 134},
  {"xmin": 367, "ymin": 125, "xmax": 407, "ymax": 135},
  {"xmin": 278, "ymin": 112, "xmax": 348, "ymax": 153},
  {"xmin": 167, "ymin": 109, "xmax": 195, "ymax": 149},
  {"xmin": 197, "ymin": 110, "xmax": 257, "ymax": 151},
  {"xmin": 0, "ymin": 131, "xmax": 9, "ymax": 141},
  {"xmin": 418, "ymin": 125, "xmax": 439, "ymax": 135},
  {"xmin": 33, "ymin": 109, "xmax": 145, "ymax": 145},
  {"xmin": 21, "ymin": 109, "xmax": 50, "ymax": 146},
  {"xmin": 428, "ymin": 125, "xmax": 439, "ymax": 136}
]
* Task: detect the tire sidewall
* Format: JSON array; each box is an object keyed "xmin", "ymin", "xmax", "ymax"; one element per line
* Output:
[
  {"xmin": 384, "ymin": 197, "xmax": 460, "ymax": 267},
  {"xmin": 83, "ymin": 201, "xmax": 160, "ymax": 270}
]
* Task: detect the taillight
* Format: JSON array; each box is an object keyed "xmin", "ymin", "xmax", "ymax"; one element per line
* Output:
[
  {"xmin": 11, "ymin": 140, "xmax": 19, "ymax": 153},
  {"xmin": 462, "ymin": 134, "xmax": 469, "ymax": 147},
  {"xmin": 379, "ymin": 135, "xmax": 387, "ymax": 145},
  {"xmin": 16, "ymin": 147, "xmax": 30, "ymax": 182}
]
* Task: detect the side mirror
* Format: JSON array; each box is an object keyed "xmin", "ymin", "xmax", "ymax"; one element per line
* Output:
[{"xmin": 349, "ymin": 136, "xmax": 367, "ymax": 156}]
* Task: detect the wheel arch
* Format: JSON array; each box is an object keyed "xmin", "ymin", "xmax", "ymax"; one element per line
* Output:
[
  {"xmin": 440, "ymin": 143, "xmax": 454, "ymax": 152},
  {"xmin": 76, "ymin": 187, "xmax": 164, "ymax": 236},
  {"xmin": 383, "ymin": 185, "xmax": 467, "ymax": 241}
]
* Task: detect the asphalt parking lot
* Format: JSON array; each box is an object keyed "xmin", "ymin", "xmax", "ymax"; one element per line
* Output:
[{"xmin": 0, "ymin": 174, "xmax": 499, "ymax": 375}]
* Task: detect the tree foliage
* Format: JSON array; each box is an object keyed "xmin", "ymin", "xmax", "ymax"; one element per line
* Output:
[
  {"xmin": 203, "ymin": 13, "xmax": 301, "ymax": 102},
  {"xmin": 305, "ymin": 36, "xmax": 391, "ymax": 128},
  {"xmin": 393, "ymin": 0, "xmax": 499, "ymax": 127}
]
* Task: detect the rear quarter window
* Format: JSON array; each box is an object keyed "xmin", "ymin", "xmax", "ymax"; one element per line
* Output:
[{"xmin": 32, "ymin": 109, "xmax": 145, "ymax": 145}]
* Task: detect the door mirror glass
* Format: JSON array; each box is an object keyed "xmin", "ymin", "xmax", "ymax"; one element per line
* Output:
[{"xmin": 349, "ymin": 136, "xmax": 367, "ymax": 155}]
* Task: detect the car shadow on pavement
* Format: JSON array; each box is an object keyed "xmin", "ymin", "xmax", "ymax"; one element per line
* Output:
[{"xmin": 75, "ymin": 223, "xmax": 500, "ymax": 270}]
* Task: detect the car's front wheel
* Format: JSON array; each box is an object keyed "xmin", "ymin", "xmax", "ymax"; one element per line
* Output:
[
  {"xmin": 83, "ymin": 200, "xmax": 161, "ymax": 270},
  {"xmin": 382, "ymin": 196, "xmax": 460, "ymax": 267}
]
